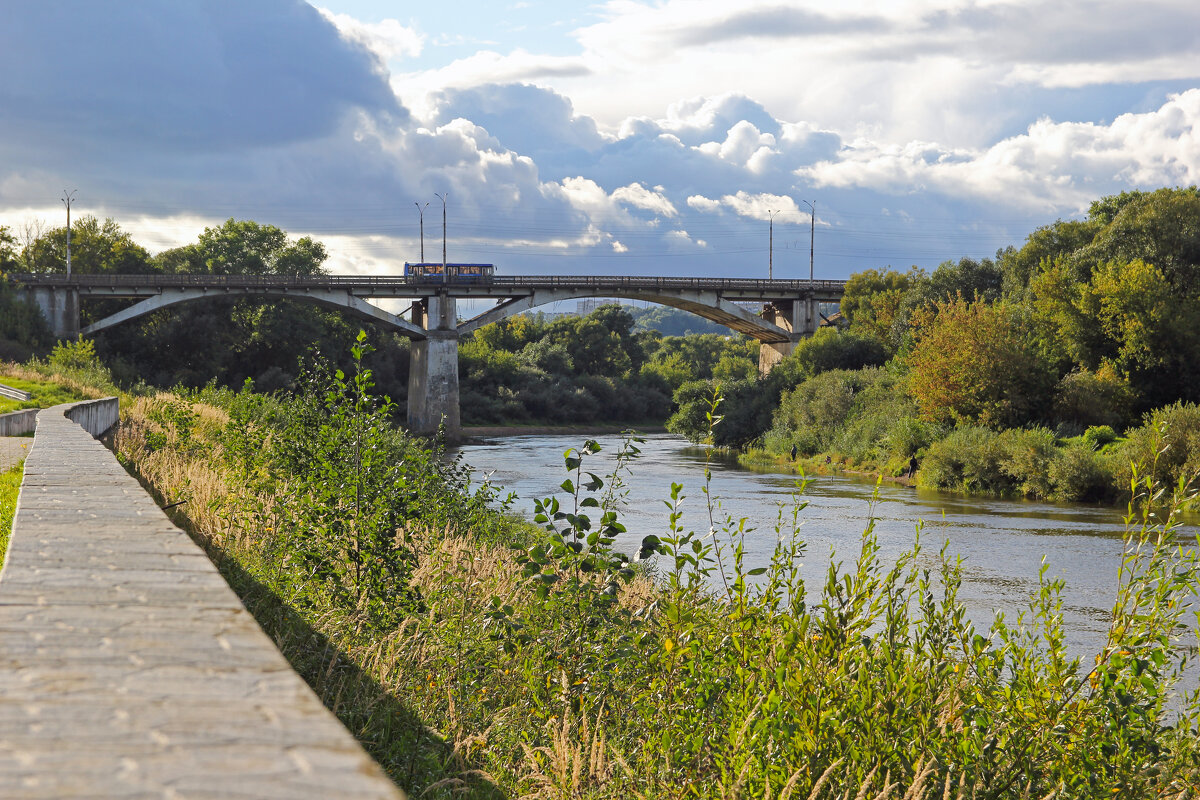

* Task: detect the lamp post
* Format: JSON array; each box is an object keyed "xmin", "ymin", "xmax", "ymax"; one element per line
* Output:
[
  {"xmin": 767, "ymin": 209, "xmax": 780, "ymax": 280},
  {"xmin": 61, "ymin": 189, "xmax": 76, "ymax": 276},
  {"xmin": 434, "ymin": 192, "xmax": 448, "ymax": 275},
  {"xmin": 414, "ymin": 201, "xmax": 429, "ymax": 262},
  {"xmin": 800, "ymin": 199, "xmax": 815, "ymax": 282}
]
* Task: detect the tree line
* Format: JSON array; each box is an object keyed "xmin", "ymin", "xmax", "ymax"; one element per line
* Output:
[{"xmin": 668, "ymin": 186, "xmax": 1200, "ymax": 502}]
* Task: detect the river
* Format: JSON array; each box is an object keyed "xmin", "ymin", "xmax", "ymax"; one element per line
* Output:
[{"xmin": 457, "ymin": 432, "xmax": 1142, "ymax": 658}]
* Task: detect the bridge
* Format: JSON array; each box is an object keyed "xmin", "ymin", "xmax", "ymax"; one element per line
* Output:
[{"xmin": 15, "ymin": 273, "xmax": 847, "ymax": 437}]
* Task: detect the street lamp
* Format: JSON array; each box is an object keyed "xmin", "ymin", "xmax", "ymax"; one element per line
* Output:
[
  {"xmin": 800, "ymin": 199, "xmax": 815, "ymax": 282},
  {"xmin": 61, "ymin": 189, "xmax": 76, "ymax": 276},
  {"xmin": 767, "ymin": 209, "xmax": 780, "ymax": 280},
  {"xmin": 434, "ymin": 192, "xmax": 448, "ymax": 272},
  {"xmin": 414, "ymin": 201, "xmax": 429, "ymax": 262}
]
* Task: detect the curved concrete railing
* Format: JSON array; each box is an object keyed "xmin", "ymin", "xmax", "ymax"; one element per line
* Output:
[
  {"xmin": 0, "ymin": 408, "xmax": 38, "ymax": 437},
  {"xmin": 0, "ymin": 400, "xmax": 404, "ymax": 798}
]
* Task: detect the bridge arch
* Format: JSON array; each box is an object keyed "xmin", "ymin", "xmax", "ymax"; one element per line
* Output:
[
  {"xmin": 456, "ymin": 287, "xmax": 803, "ymax": 343},
  {"xmin": 80, "ymin": 287, "xmax": 426, "ymax": 339}
]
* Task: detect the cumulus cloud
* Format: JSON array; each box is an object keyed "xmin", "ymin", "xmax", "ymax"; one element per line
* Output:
[
  {"xmin": 0, "ymin": 1, "xmax": 404, "ymax": 155},
  {"xmin": 318, "ymin": 9, "xmax": 425, "ymax": 62},
  {"xmin": 800, "ymin": 89, "xmax": 1200, "ymax": 212},
  {"xmin": 2, "ymin": 1, "xmax": 1199, "ymax": 281}
]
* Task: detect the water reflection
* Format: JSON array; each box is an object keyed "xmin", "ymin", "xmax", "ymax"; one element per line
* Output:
[{"xmin": 457, "ymin": 432, "xmax": 1146, "ymax": 657}]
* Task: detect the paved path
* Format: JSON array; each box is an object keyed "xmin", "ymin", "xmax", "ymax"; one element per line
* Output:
[
  {"xmin": 0, "ymin": 404, "xmax": 405, "ymax": 799},
  {"xmin": 0, "ymin": 437, "xmax": 31, "ymax": 472}
]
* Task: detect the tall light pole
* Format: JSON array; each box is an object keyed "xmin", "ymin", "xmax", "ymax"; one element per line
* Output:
[
  {"xmin": 61, "ymin": 189, "xmax": 76, "ymax": 276},
  {"xmin": 434, "ymin": 192, "xmax": 448, "ymax": 273},
  {"xmin": 767, "ymin": 209, "xmax": 780, "ymax": 280},
  {"xmin": 414, "ymin": 201, "xmax": 429, "ymax": 262},
  {"xmin": 801, "ymin": 199, "xmax": 815, "ymax": 282}
]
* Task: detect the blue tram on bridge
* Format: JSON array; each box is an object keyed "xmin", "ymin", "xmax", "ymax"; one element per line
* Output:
[{"xmin": 403, "ymin": 262, "xmax": 495, "ymax": 283}]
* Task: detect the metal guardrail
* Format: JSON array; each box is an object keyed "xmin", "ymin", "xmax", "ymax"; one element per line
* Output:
[{"xmin": 12, "ymin": 273, "xmax": 848, "ymax": 293}]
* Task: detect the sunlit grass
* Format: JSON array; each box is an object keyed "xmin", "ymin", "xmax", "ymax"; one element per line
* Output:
[
  {"xmin": 0, "ymin": 371, "xmax": 87, "ymax": 413},
  {"xmin": 0, "ymin": 459, "xmax": 23, "ymax": 567}
]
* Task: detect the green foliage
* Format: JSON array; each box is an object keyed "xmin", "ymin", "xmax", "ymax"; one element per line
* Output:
[
  {"xmin": 772, "ymin": 326, "xmax": 888, "ymax": 388},
  {"xmin": 1054, "ymin": 366, "xmax": 1135, "ymax": 432},
  {"xmin": 0, "ymin": 460, "xmax": 22, "ymax": 567},
  {"xmin": 1112, "ymin": 402, "xmax": 1200, "ymax": 495},
  {"xmin": 0, "ymin": 374, "xmax": 85, "ymax": 414},
  {"xmin": 839, "ymin": 267, "xmax": 926, "ymax": 351},
  {"xmin": 1082, "ymin": 425, "xmax": 1118, "ymax": 450},
  {"xmin": 0, "ymin": 275, "xmax": 52, "ymax": 359},
  {"xmin": 116, "ymin": 363, "xmax": 1200, "ymax": 797},
  {"xmin": 628, "ymin": 304, "xmax": 729, "ymax": 336},
  {"xmin": 907, "ymin": 296, "xmax": 1052, "ymax": 428},
  {"xmin": 21, "ymin": 216, "xmax": 155, "ymax": 276},
  {"xmin": 667, "ymin": 378, "xmax": 774, "ymax": 447}
]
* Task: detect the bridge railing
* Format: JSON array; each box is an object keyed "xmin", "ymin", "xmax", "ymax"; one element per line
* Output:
[{"xmin": 12, "ymin": 272, "xmax": 847, "ymax": 292}]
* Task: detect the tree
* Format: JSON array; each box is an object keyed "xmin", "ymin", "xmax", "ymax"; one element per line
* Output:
[
  {"xmin": 839, "ymin": 267, "xmax": 926, "ymax": 351},
  {"xmin": 997, "ymin": 219, "xmax": 1099, "ymax": 297},
  {"xmin": 22, "ymin": 216, "xmax": 155, "ymax": 275},
  {"xmin": 191, "ymin": 219, "xmax": 327, "ymax": 276},
  {"xmin": 0, "ymin": 226, "xmax": 19, "ymax": 272},
  {"xmin": 1069, "ymin": 187, "xmax": 1200, "ymax": 292},
  {"xmin": 907, "ymin": 296, "xmax": 1052, "ymax": 428}
]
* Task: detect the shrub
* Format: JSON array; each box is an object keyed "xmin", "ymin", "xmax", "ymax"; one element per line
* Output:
[
  {"xmin": 997, "ymin": 427, "xmax": 1058, "ymax": 499},
  {"xmin": 1113, "ymin": 402, "xmax": 1200, "ymax": 493},
  {"xmin": 1082, "ymin": 424, "xmax": 1118, "ymax": 450},
  {"xmin": 1050, "ymin": 442, "xmax": 1113, "ymax": 502},
  {"xmin": 918, "ymin": 426, "xmax": 1012, "ymax": 494},
  {"xmin": 1054, "ymin": 365, "xmax": 1135, "ymax": 430}
]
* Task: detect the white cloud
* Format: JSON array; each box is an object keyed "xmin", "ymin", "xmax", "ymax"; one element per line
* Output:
[
  {"xmin": 611, "ymin": 182, "xmax": 678, "ymax": 217},
  {"xmin": 318, "ymin": 9, "xmax": 424, "ymax": 62},
  {"xmin": 800, "ymin": 89, "xmax": 1200, "ymax": 212}
]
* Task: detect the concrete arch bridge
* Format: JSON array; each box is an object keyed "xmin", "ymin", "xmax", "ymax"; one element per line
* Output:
[{"xmin": 16, "ymin": 273, "xmax": 847, "ymax": 436}]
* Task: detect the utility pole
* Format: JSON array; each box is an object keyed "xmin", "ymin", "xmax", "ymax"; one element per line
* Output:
[
  {"xmin": 61, "ymin": 189, "xmax": 76, "ymax": 276},
  {"xmin": 414, "ymin": 201, "xmax": 429, "ymax": 262},
  {"xmin": 434, "ymin": 192, "xmax": 447, "ymax": 276},
  {"xmin": 767, "ymin": 209, "xmax": 779, "ymax": 280},
  {"xmin": 801, "ymin": 199, "xmax": 815, "ymax": 282}
]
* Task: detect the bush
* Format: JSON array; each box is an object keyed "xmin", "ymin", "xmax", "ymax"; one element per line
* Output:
[
  {"xmin": 1082, "ymin": 424, "xmax": 1118, "ymax": 450},
  {"xmin": 1054, "ymin": 366, "xmax": 1135, "ymax": 431},
  {"xmin": 1050, "ymin": 442, "xmax": 1113, "ymax": 502},
  {"xmin": 997, "ymin": 427, "xmax": 1058, "ymax": 498},
  {"xmin": 918, "ymin": 426, "xmax": 1012, "ymax": 494},
  {"xmin": 1113, "ymin": 402, "xmax": 1200, "ymax": 493}
]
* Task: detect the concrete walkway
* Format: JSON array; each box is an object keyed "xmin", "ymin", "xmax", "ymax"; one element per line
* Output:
[
  {"xmin": 0, "ymin": 437, "xmax": 31, "ymax": 472},
  {"xmin": 0, "ymin": 403, "xmax": 404, "ymax": 798}
]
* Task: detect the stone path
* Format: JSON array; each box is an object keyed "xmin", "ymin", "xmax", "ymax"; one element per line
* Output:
[
  {"xmin": 0, "ymin": 404, "xmax": 405, "ymax": 799},
  {"xmin": 0, "ymin": 437, "xmax": 31, "ymax": 472}
]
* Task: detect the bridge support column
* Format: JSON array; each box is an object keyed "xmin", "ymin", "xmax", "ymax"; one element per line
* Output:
[
  {"xmin": 407, "ymin": 295, "xmax": 460, "ymax": 438},
  {"xmin": 759, "ymin": 298, "xmax": 817, "ymax": 376},
  {"xmin": 26, "ymin": 286, "xmax": 80, "ymax": 340}
]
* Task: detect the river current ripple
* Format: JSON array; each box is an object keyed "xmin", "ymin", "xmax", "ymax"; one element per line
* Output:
[{"xmin": 457, "ymin": 432, "xmax": 1165, "ymax": 659}]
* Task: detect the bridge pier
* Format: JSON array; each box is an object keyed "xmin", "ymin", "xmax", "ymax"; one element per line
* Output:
[
  {"xmin": 407, "ymin": 294, "xmax": 460, "ymax": 438},
  {"xmin": 26, "ymin": 285, "xmax": 80, "ymax": 340},
  {"xmin": 758, "ymin": 298, "xmax": 818, "ymax": 375}
]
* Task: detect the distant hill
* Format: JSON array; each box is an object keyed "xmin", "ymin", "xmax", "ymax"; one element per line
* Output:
[{"xmin": 627, "ymin": 305, "xmax": 730, "ymax": 336}]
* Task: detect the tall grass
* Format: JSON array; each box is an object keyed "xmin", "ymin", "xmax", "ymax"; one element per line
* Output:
[
  {"xmin": 111, "ymin": 352, "xmax": 1200, "ymax": 798},
  {"xmin": 0, "ymin": 459, "xmax": 22, "ymax": 566}
]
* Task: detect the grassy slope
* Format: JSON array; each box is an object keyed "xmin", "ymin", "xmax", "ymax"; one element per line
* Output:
[
  {"xmin": 0, "ymin": 460, "xmax": 22, "ymax": 566},
  {"xmin": 110, "ymin": 390, "xmax": 1200, "ymax": 799},
  {"xmin": 0, "ymin": 373, "xmax": 87, "ymax": 414}
]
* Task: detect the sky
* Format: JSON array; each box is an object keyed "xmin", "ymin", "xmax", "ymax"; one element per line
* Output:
[{"xmin": 1, "ymin": 0, "xmax": 1198, "ymax": 282}]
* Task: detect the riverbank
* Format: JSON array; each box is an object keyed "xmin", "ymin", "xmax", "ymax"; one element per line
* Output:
[
  {"xmin": 738, "ymin": 447, "xmax": 917, "ymax": 488},
  {"xmin": 110, "ymin": 379, "xmax": 1200, "ymax": 797},
  {"xmin": 460, "ymin": 421, "xmax": 667, "ymax": 441}
]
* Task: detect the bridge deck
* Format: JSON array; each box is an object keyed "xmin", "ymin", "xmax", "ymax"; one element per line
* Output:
[
  {"xmin": 0, "ymin": 401, "xmax": 403, "ymax": 798},
  {"xmin": 15, "ymin": 272, "xmax": 847, "ymax": 300}
]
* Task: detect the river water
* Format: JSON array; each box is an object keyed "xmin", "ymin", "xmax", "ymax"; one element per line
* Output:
[{"xmin": 457, "ymin": 432, "xmax": 1145, "ymax": 658}]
